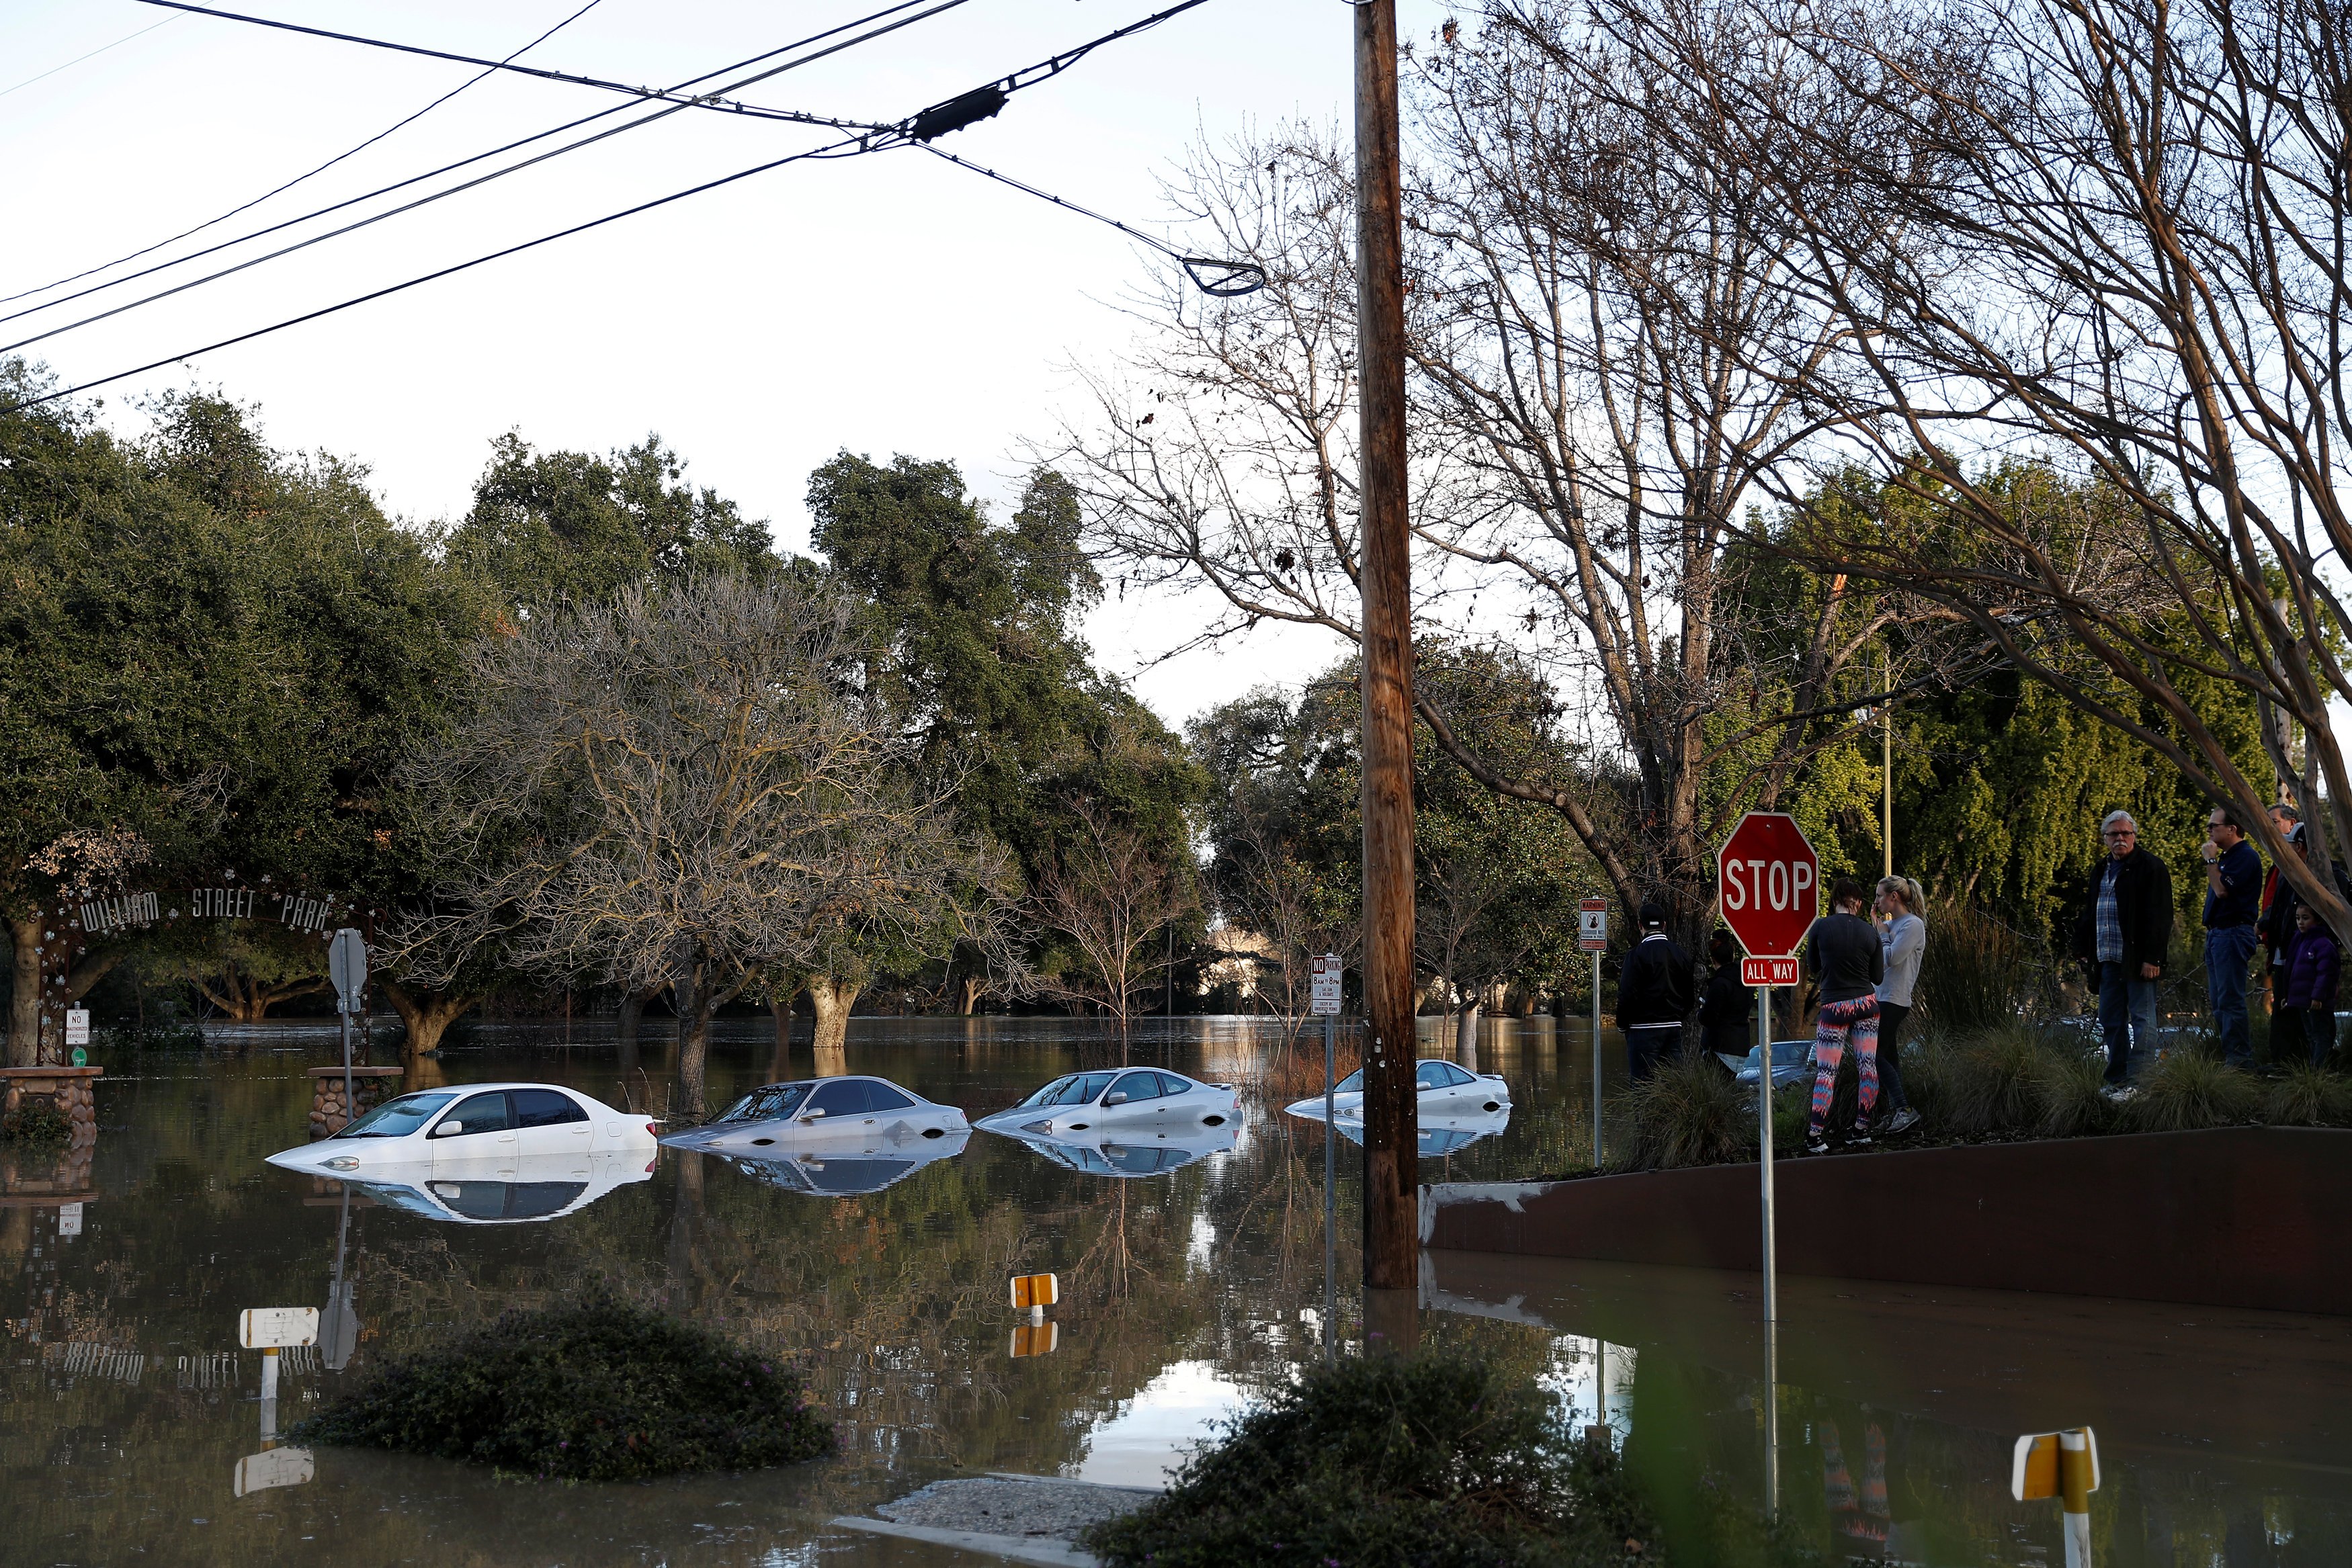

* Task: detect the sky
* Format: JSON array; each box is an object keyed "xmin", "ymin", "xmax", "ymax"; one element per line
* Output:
[{"xmin": 0, "ymin": 0, "xmax": 1435, "ymax": 724}]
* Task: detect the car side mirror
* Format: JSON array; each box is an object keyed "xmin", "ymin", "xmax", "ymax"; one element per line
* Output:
[
  {"xmin": 801, "ymin": 1108, "xmax": 825, "ymax": 1121},
  {"xmin": 1105, "ymin": 1092, "xmax": 1128, "ymax": 1105},
  {"xmin": 436, "ymin": 1122, "xmax": 462, "ymax": 1137}
]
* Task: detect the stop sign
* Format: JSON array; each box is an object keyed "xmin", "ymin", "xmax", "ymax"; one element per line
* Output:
[{"xmin": 1716, "ymin": 812, "xmax": 1820, "ymax": 958}]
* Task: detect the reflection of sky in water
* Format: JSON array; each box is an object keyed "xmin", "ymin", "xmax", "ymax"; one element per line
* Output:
[{"xmin": 1070, "ymin": 1358, "xmax": 1254, "ymax": 1488}]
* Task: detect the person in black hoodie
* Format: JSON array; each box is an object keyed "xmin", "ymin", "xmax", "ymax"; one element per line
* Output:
[
  {"xmin": 1699, "ymin": 930, "xmax": 1753, "ymax": 1057},
  {"xmin": 1616, "ymin": 901, "xmax": 1693, "ymax": 1082},
  {"xmin": 2068, "ymin": 809, "xmax": 2174, "ymax": 1096},
  {"xmin": 1801, "ymin": 877, "xmax": 1885, "ymax": 1155}
]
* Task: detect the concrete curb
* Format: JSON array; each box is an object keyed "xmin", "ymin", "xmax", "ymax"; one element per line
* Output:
[{"xmin": 828, "ymin": 1515, "xmax": 1099, "ymax": 1565}]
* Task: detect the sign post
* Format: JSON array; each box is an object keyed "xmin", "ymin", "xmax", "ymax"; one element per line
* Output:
[
  {"xmin": 1714, "ymin": 811, "xmax": 1818, "ymax": 1517},
  {"xmin": 1310, "ymin": 953, "xmax": 1343, "ymax": 1362},
  {"xmin": 328, "ymin": 928, "xmax": 368, "ymax": 1131},
  {"xmin": 1579, "ymin": 898, "xmax": 1607, "ymax": 1166},
  {"xmin": 2013, "ymin": 1427, "xmax": 2100, "ymax": 1567}
]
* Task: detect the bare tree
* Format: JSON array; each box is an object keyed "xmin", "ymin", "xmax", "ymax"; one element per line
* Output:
[
  {"xmin": 1027, "ymin": 801, "xmax": 1197, "ymax": 1051},
  {"xmin": 396, "ymin": 574, "xmax": 1015, "ymax": 1110},
  {"xmin": 1579, "ymin": 0, "xmax": 2352, "ymax": 933},
  {"xmin": 1046, "ymin": 24, "xmax": 1919, "ymax": 928}
]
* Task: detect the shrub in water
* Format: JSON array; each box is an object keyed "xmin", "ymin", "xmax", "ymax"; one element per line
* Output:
[
  {"xmin": 1613, "ymin": 1053, "xmax": 1754, "ymax": 1172},
  {"xmin": 291, "ymin": 1297, "xmax": 831, "ymax": 1481},
  {"xmin": 2264, "ymin": 1061, "xmax": 2352, "ymax": 1127},
  {"xmin": 1084, "ymin": 1353, "xmax": 1661, "ymax": 1567},
  {"xmin": 0, "ymin": 1100, "xmax": 73, "ymax": 1149},
  {"xmin": 2128, "ymin": 1049, "xmax": 2259, "ymax": 1133}
]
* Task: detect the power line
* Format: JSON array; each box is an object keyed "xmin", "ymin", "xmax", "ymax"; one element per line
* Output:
[
  {"xmin": 0, "ymin": 14, "xmax": 182, "ymax": 101},
  {"xmin": 2, "ymin": 0, "xmax": 1234, "ymax": 410},
  {"xmin": 919, "ymin": 145, "xmax": 1263, "ymax": 295},
  {"xmin": 134, "ymin": 0, "xmax": 865, "ymax": 128},
  {"xmin": 0, "ymin": 1, "xmax": 610, "ymax": 311},
  {"xmin": 0, "ymin": 0, "xmax": 961, "ymax": 318},
  {"xmin": 1, "ymin": 130, "xmax": 868, "ymax": 415}
]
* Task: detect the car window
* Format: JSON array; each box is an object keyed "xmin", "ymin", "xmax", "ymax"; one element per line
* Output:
[
  {"xmin": 1156, "ymin": 1073, "xmax": 1193, "ymax": 1096},
  {"xmin": 1414, "ymin": 1061, "xmax": 1450, "ymax": 1090},
  {"xmin": 1050, "ymin": 1072, "xmax": 1118, "ymax": 1106},
  {"xmin": 1333, "ymin": 1070, "xmax": 1363, "ymax": 1094},
  {"xmin": 808, "ymin": 1080, "xmax": 870, "ymax": 1117},
  {"xmin": 1109, "ymin": 1072, "xmax": 1162, "ymax": 1103},
  {"xmin": 335, "ymin": 1092, "xmax": 456, "ymax": 1140},
  {"xmin": 804, "ymin": 1159, "xmax": 913, "ymax": 1192},
  {"xmin": 1019, "ymin": 1076, "xmax": 1075, "ymax": 1109},
  {"xmin": 432, "ymin": 1092, "xmax": 511, "ymax": 1136},
  {"xmin": 512, "ymin": 1088, "xmax": 588, "ymax": 1127},
  {"xmin": 428, "ymin": 1181, "xmax": 511, "ymax": 1220},
  {"xmin": 503, "ymin": 1181, "xmax": 589, "ymax": 1219},
  {"xmin": 1439, "ymin": 1062, "xmax": 1477, "ymax": 1088},
  {"xmin": 864, "ymin": 1082, "xmax": 916, "ymax": 1111},
  {"xmin": 719, "ymin": 1084, "xmax": 812, "ymax": 1123}
]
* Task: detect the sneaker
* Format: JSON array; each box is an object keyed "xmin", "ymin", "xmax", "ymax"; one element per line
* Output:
[
  {"xmin": 1802, "ymin": 1135, "xmax": 1830, "ymax": 1156},
  {"xmin": 1847, "ymin": 1131, "xmax": 1873, "ymax": 1147},
  {"xmin": 1881, "ymin": 1108, "xmax": 1922, "ymax": 1137},
  {"xmin": 2100, "ymin": 1084, "xmax": 2139, "ymax": 1103}
]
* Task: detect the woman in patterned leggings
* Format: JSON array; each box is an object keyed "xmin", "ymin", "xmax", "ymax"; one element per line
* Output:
[{"xmin": 1802, "ymin": 877, "xmax": 1886, "ymax": 1156}]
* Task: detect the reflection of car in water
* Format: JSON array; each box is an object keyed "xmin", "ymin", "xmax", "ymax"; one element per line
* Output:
[
  {"xmin": 986, "ymin": 1119, "xmax": 1239, "ymax": 1178},
  {"xmin": 265, "ymin": 1083, "xmax": 659, "ymax": 1175},
  {"xmin": 717, "ymin": 1126, "xmax": 972, "ymax": 1196},
  {"xmin": 341, "ymin": 1150, "xmax": 655, "ymax": 1224},
  {"xmin": 1282, "ymin": 1058, "xmax": 1511, "ymax": 1123},
  {"xmin": 658, "ymin": 1076, "xmax": 967, "ymax": 1156},
  {"xmin": 976, "ymin": 1068, "xmax": 1237, "ymax": 1139},
  {"xmin": 1326, "ymin": 1104, "xmax": 1512, "ymax": 1157}
]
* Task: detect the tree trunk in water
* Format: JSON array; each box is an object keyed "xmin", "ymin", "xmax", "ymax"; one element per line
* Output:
[
  {"xmin": 7, "ymin": 918, "xmax": 41, "ymax": 1069},
  {"xmin": 380, "ymin": 981, "xmax": 477, "ymax": 1061},
  {"xmin": 1456, "ymin": 1000, "xmax": 1481, "ymax": 1073},
  {"xmin": 809, "ymin": 974, "xmax": 859, "ymax": 1077},
  {"xmin": 769, "ymin": 992, "xmax": 795, "ymax": 1081},
  {"xmin": 616, "ymin": 986, "xmax": 665, "ymax": 1072},
  {"xmin": 674, "ymin": 964, "xmax": 710, "ymax": 1116},
  {"xmin": 959, "ymin": 974, "xmax": 983, "ymax": 1016},
  {"xmin": 665, "ymin": 1150, "xmax": 704, "ymax": 1313}
]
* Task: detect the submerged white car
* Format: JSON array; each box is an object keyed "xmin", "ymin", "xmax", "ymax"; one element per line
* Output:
[
  {"xmin": 976, "ymin": 1068, "xmax": 1238, "ymax": 1139},
  {"xmin": 1330, "ymin": 1104, "xmax": 1513, "ymax": 1157},
  {"xmin": 657, "ymin": 1076, "xmax": 968, "ymax": 1156},
  {"xmin": 716, "ymin": 1125, "xmax": 972, "ymax": 1196},
  {"xmin": 341, "ymin": 1149, "xmax": 655, "ymax": 1224},
  {"xmin": 990, "ymin": 1119, "xmax": 1239, "ymax": 1179},
  {"xmin": 1282, "ymin": 1058, "xmax": 1510, "ymax": 1123},
  {"xmin": 266, "ymin": 1083, "xmax": 659, "ymax": 1174}
]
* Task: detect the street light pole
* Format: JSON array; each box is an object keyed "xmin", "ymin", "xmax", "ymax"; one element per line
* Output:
[{"xmin": 1353, "ymin": 0, "xmax": 1419, "ymax": 1315}]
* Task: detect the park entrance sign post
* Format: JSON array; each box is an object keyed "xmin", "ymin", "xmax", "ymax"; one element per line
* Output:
[{"xmin": 1715, "ymin": 810, "xmax": 1818, "ymax": 1515}]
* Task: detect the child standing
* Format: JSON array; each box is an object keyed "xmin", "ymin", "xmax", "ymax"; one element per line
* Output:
[{"xmin": 2283, "ymin": 904, "xmax": 2341, "ymax": 1067}]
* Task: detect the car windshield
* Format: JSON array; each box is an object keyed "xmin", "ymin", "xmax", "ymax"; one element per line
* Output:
[
  {"xmin": 1016, "ymin": 1072, "xmax": 1119, "ymax": 1109},
  {"xmin": 1332, "ymin": 1070, "xmax": 1364, "ymax": 1094},
  {"xmin": 333, "ymin": 1092, "xmax": 457, "ymax": 1140},
  {"xmin": 1017, "ymin": 1076, "xmax": 1076, "ymax": 1109},
  {"xmin": 716, "ymin": 1084, "xmax": 812, "ymax": 1123}
]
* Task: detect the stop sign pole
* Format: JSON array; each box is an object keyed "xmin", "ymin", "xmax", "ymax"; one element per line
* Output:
[{"xmin": 1716, "ymin": 810, "xmax": 1818, "ymax": 1516}]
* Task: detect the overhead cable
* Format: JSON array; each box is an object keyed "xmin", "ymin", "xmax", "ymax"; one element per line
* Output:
[
  {"xmin": 1, "ymin": 1, "xmax": 605, "ymax": 307},
  {"xmin": 0, "ymin": 0, "xmax": 974, "ymax": 350},
  {"xmin": 919, "ymin": 146, "xmax": 1263, "ymax": 295},
  {"xmin": 0, "ymin": 14, "xmax": 183, "ymax": 101},
  {"xmin": 0, "ymin": 0, "xmax": 964, "ymax": 320},
  {"xmin": 132, "ymin": 0, "xmax": 866, "ymax": 127}
]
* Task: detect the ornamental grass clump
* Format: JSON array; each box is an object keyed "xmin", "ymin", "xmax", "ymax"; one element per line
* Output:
[
  {"xmin": 1083, "ymin": 1353, "xmax": 1659, "ymax": 1568},
  {"xmin": 2263, "ymin": 1061, "xmax": 2352, "ymax": 1127},
  {"xmin": 1613, "ymin": 1053, "xmax": 1755, "ymax": 1172},
  {"xmin": 290, "ymin": 1297, "xmax": 831, "ymax": 1481},
  {"xmin": 2128, "ymin": 1049, "xmax": 2261, "ymax": 1132}
]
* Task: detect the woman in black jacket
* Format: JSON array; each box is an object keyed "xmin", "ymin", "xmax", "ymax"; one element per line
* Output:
[{"xmin": 1802, "ymin": 878, "xmax": 1886, "ymax": 1155}]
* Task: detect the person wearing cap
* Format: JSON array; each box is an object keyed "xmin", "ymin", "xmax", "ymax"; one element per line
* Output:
[{"xmin": 1615, "ymin": 900, "xmax": 1692, "ymax": 1082}]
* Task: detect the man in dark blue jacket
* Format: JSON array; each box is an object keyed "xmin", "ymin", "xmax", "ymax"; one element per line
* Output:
[{"xmin": 1616, "ymin": 902, "xmax": 1691, "ymax": 1082}]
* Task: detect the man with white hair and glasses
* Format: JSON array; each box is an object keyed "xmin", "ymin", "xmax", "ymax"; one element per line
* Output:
[{"xmin": 2071, "ymin": 810, "xmax": 2175, "ymax": 1098}]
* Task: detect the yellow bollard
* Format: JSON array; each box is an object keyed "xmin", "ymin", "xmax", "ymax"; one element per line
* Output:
[{"xmin": 2012, "ymin": 1426, "xmax": 2100, "ymax": 1568}]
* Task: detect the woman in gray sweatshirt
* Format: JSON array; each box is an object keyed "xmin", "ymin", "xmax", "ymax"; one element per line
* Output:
[{"xmin": 1802, "ymin": 877, "xmax": 1886, "ymax": 1154}]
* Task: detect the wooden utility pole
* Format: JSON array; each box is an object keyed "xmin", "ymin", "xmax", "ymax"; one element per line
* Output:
[{"xmin": 1353, "ymin": 0, "xmax": 1419, "ymax": 1303}]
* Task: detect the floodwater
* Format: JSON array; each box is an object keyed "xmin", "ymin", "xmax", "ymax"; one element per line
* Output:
[{"xmin": 5, "ymin": 1014, "xmax": 2347, "ymax": 1565}]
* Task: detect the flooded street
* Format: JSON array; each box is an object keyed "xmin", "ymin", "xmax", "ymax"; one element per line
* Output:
[{"xmin": 8, "ymin": 1016, "xmax": 2351, "ymax": 1565}]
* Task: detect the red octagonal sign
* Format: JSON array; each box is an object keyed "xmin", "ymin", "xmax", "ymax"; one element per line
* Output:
[{"xmin": 1716, "ymin": 812, "xmax": 1820, "ymax": 959}]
